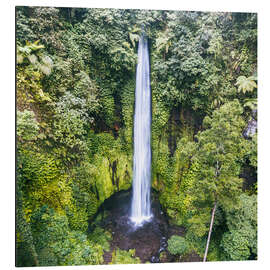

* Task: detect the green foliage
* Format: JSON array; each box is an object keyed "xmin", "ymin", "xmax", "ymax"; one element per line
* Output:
[
  {"xmin": 221, "ymin": 194, "xmax": 257, "ymax": 259},
  {"xmin": 74, "ymin": 71, "xmax": 100, "ymax": 113},
  {"xmin": 185, "ymin": 228, "xmax": 207, "ymax": 257},
  {"xmin": 30, "ymin": 206, "xmax": 69, "ymax": 251},
  {"xmin": 16, "ymin": 188, "xmax": 39, "ymax": 267},
  {"xmin": 120, "ymin": 79, "xmax": 135, "ymax": 148},
  {"xmin": 17, "ymin": 41, "xmax": 53, "ymax": 76},
  {"xmin": 71, "ymin": 165, "xmax": 99, "ymax": 219},
  {"xmin": 18, "ymin": 150, "xmax": 72, "ymax": 216},
  {"xmin": 156, "ymin": 29, "xmax": 171, "ymax": 55},
  {"xmin": 220, "ymin": 230, "xmax": 250, "ymax": 261},
  {"xmin": 243, "ymin": 100, "xmax": 257, "ymax": 115},
  {"xmin": 66, "ymin": 204, "xmax": 89, "ymax": 232},
  {"xmin": 51, "ymin": 231, "xmax": 104, "ymax": 266},
  {"xmin": 158, "ymin": 138, "xmax": 198, "ymax": 226},
  {"xmin": 25, "ymin": 7, "xmax": 65, "ymax": 53},
  {"xmin": 84, "ymin": 131, "xmax": 133, "ymax": 203},
  {"xmin": 110, "ymin": 249, "xmax": 141, "ymax": 264},
  {"xmin": 246, "ymin": 133, "xmax": 257, "ymax": 171},
  {"xmin": 30, "ymin": 206, "xmax": 104, "ymax": 266},
  {"xmin": 184, "ymin": 100, "xmax": 248, "ymax": 259},
  {"xmin": 88, "ymin": 227, "xmax": 112, "ymax": 252},
  {"xmin": 236, "ymin": 76, "xmax": 257, "ymax": 93},
  {"xmin": 191, "ymin": 100, "xmax": 246, "ymax": 210},
  {"xmin": 17, "ymin": 46, "xmax": 52, "ymax": 111},
  {"xmin": 129, "ymin": 30, "xmax": 140, "ymax": 48},
  {"xmin": 151, "ymin": 96, "xmax": 170, "ymax": 138},
  {"xmin": 17, "ymin": 110, "xmax": 39, "ymax": 142},
  {"xmin": 53, "ymin": 106, "xmax": 86, "ymax": 149},
  {"xmin": 152, "ymin": 11, "xmax": 208, "ymax": 108},
  {"xmin": 167, "ymin": 235, "xmax": 188, "ymax": 255}
]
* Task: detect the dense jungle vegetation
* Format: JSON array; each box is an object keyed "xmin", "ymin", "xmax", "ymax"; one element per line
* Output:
[{"xmin": 16, "ymin": 7, "xmax": 257, "ymax": 266}]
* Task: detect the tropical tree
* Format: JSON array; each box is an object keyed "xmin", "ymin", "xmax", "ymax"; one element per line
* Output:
[{"xmin": 188, "ymin": 100, "xmax": 246, "ymax": 261}]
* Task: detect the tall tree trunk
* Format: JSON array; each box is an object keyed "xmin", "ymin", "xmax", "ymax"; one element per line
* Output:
[{"xmin": 203, "ymin": 200, "xmax": 217, "ymax": 262}]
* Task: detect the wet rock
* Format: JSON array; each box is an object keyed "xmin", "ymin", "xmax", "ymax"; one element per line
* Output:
[
  {"xmin": 243, "ymin": 119, "xmax": 257, "ymax": 138},
  {"xmin": 150, "ymin": 256, "xmax": 160, "ymax": 263},
  {"xmin": 160, "ymin": 241, "xmax": 168, "ymax": 249},
  {"xmin": 158, "ymin": 247, "xmax": 166, "ymax": 254},
  {"xmin": 243, "ymin": 109, "xmax": 257, "ymax": 138},
  {"xmin": 160, "ymin": 237, "xmax": 168, "ymax": 249}
]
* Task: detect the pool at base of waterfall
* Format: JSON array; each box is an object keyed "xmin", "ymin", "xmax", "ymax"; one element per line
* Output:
[{"xmin": 89, "ymin": 189, "xmax": 202, "ymax": 264}]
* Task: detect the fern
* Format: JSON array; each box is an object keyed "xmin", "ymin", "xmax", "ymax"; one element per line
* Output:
[
  {"xmin": 129, "ymin": 32, "xmax": 139, "ymax": 48},
  {"xmin": 235, "ymin": 76, "xmax": 257, "ymax": 94},
  {"xmin": 17, "ymin": 41, "xmax": 53, "ymax": 75},
  {"xmin": 243, "ymin": 98, "xmax": 257, "ymax": 110}
]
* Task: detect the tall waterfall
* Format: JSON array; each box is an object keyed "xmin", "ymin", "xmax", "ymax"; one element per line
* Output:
[{"xmin": 130, "ymin": 36, "xmax": 152, "ymax": 225}]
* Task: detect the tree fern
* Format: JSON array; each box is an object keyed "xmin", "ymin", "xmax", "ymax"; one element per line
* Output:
[
  {"xmin": 235, "ymin": 76, "xmax": 257, "ymax": 94},
  {"xmin": 17, "ymin": 41, "xmax": 53, "ymax": 75}
]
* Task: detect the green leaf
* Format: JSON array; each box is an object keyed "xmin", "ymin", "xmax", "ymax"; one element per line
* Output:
[{"xmin": 235, "ymin": 76, "xmax": 257, "ymax": 93}]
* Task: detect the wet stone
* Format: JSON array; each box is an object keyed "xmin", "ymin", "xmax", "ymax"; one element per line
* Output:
[
  {"xmin": 160, "ymin": 241, "xmax": 168, "ymax": 249},
  {"xmin": 150, "ymin": 256, "xmax": 160, "ymax": 263},
  {"xmin": 158, "ymin": 247, "xmax": 166, "ymax": 254}
]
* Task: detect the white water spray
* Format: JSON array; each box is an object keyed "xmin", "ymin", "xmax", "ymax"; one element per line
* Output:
[{"xmin": 130, "ymin": 35, "xmax": 152, "ymax": 225}]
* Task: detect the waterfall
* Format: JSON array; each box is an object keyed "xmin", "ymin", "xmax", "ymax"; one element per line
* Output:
[{"xmin": 130, "ymin": 35, "xmax": 152, "ymax": 225}]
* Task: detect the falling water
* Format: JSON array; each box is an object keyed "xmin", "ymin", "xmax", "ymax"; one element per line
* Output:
[{"xmin": 130, "ymin": 35, "xmax": 152, "ymax": 225}]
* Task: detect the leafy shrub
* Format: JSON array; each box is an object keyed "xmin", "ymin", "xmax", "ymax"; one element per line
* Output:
[
  {"xmin": 220, "ymin": 230, "xmax": 250, "ymax": 261},
  {"xmin": 17, "ymin": 110, "xmax": 39, "ymax": 141},
  {"xmin": 66, "ymin": 204, "xmax": 89, "ymax": 232},
  {"xmin": 110, "ymin": 249, "xmax": 140, "ymax": 264},
  {"xmin": 30, "ymin": 206, "xmax": 104, "ymax": 266},
  {"xmin": 52, "ymin": 231, "xmax": 104, "ymax": 266},
  {"xmin": 220, "ymin": 194, "xmax": 257, "ymax": 259},
  {"xmin": 88, "ymin": 227, "xmax": 112, "ymax": 252},
  {"xmin": 18, "ymin": 150, "xmax": 72, "ymax": 215},
  {"xmin": 167, "ymin": 235, "xmax": 188, "ymax": 255}
]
